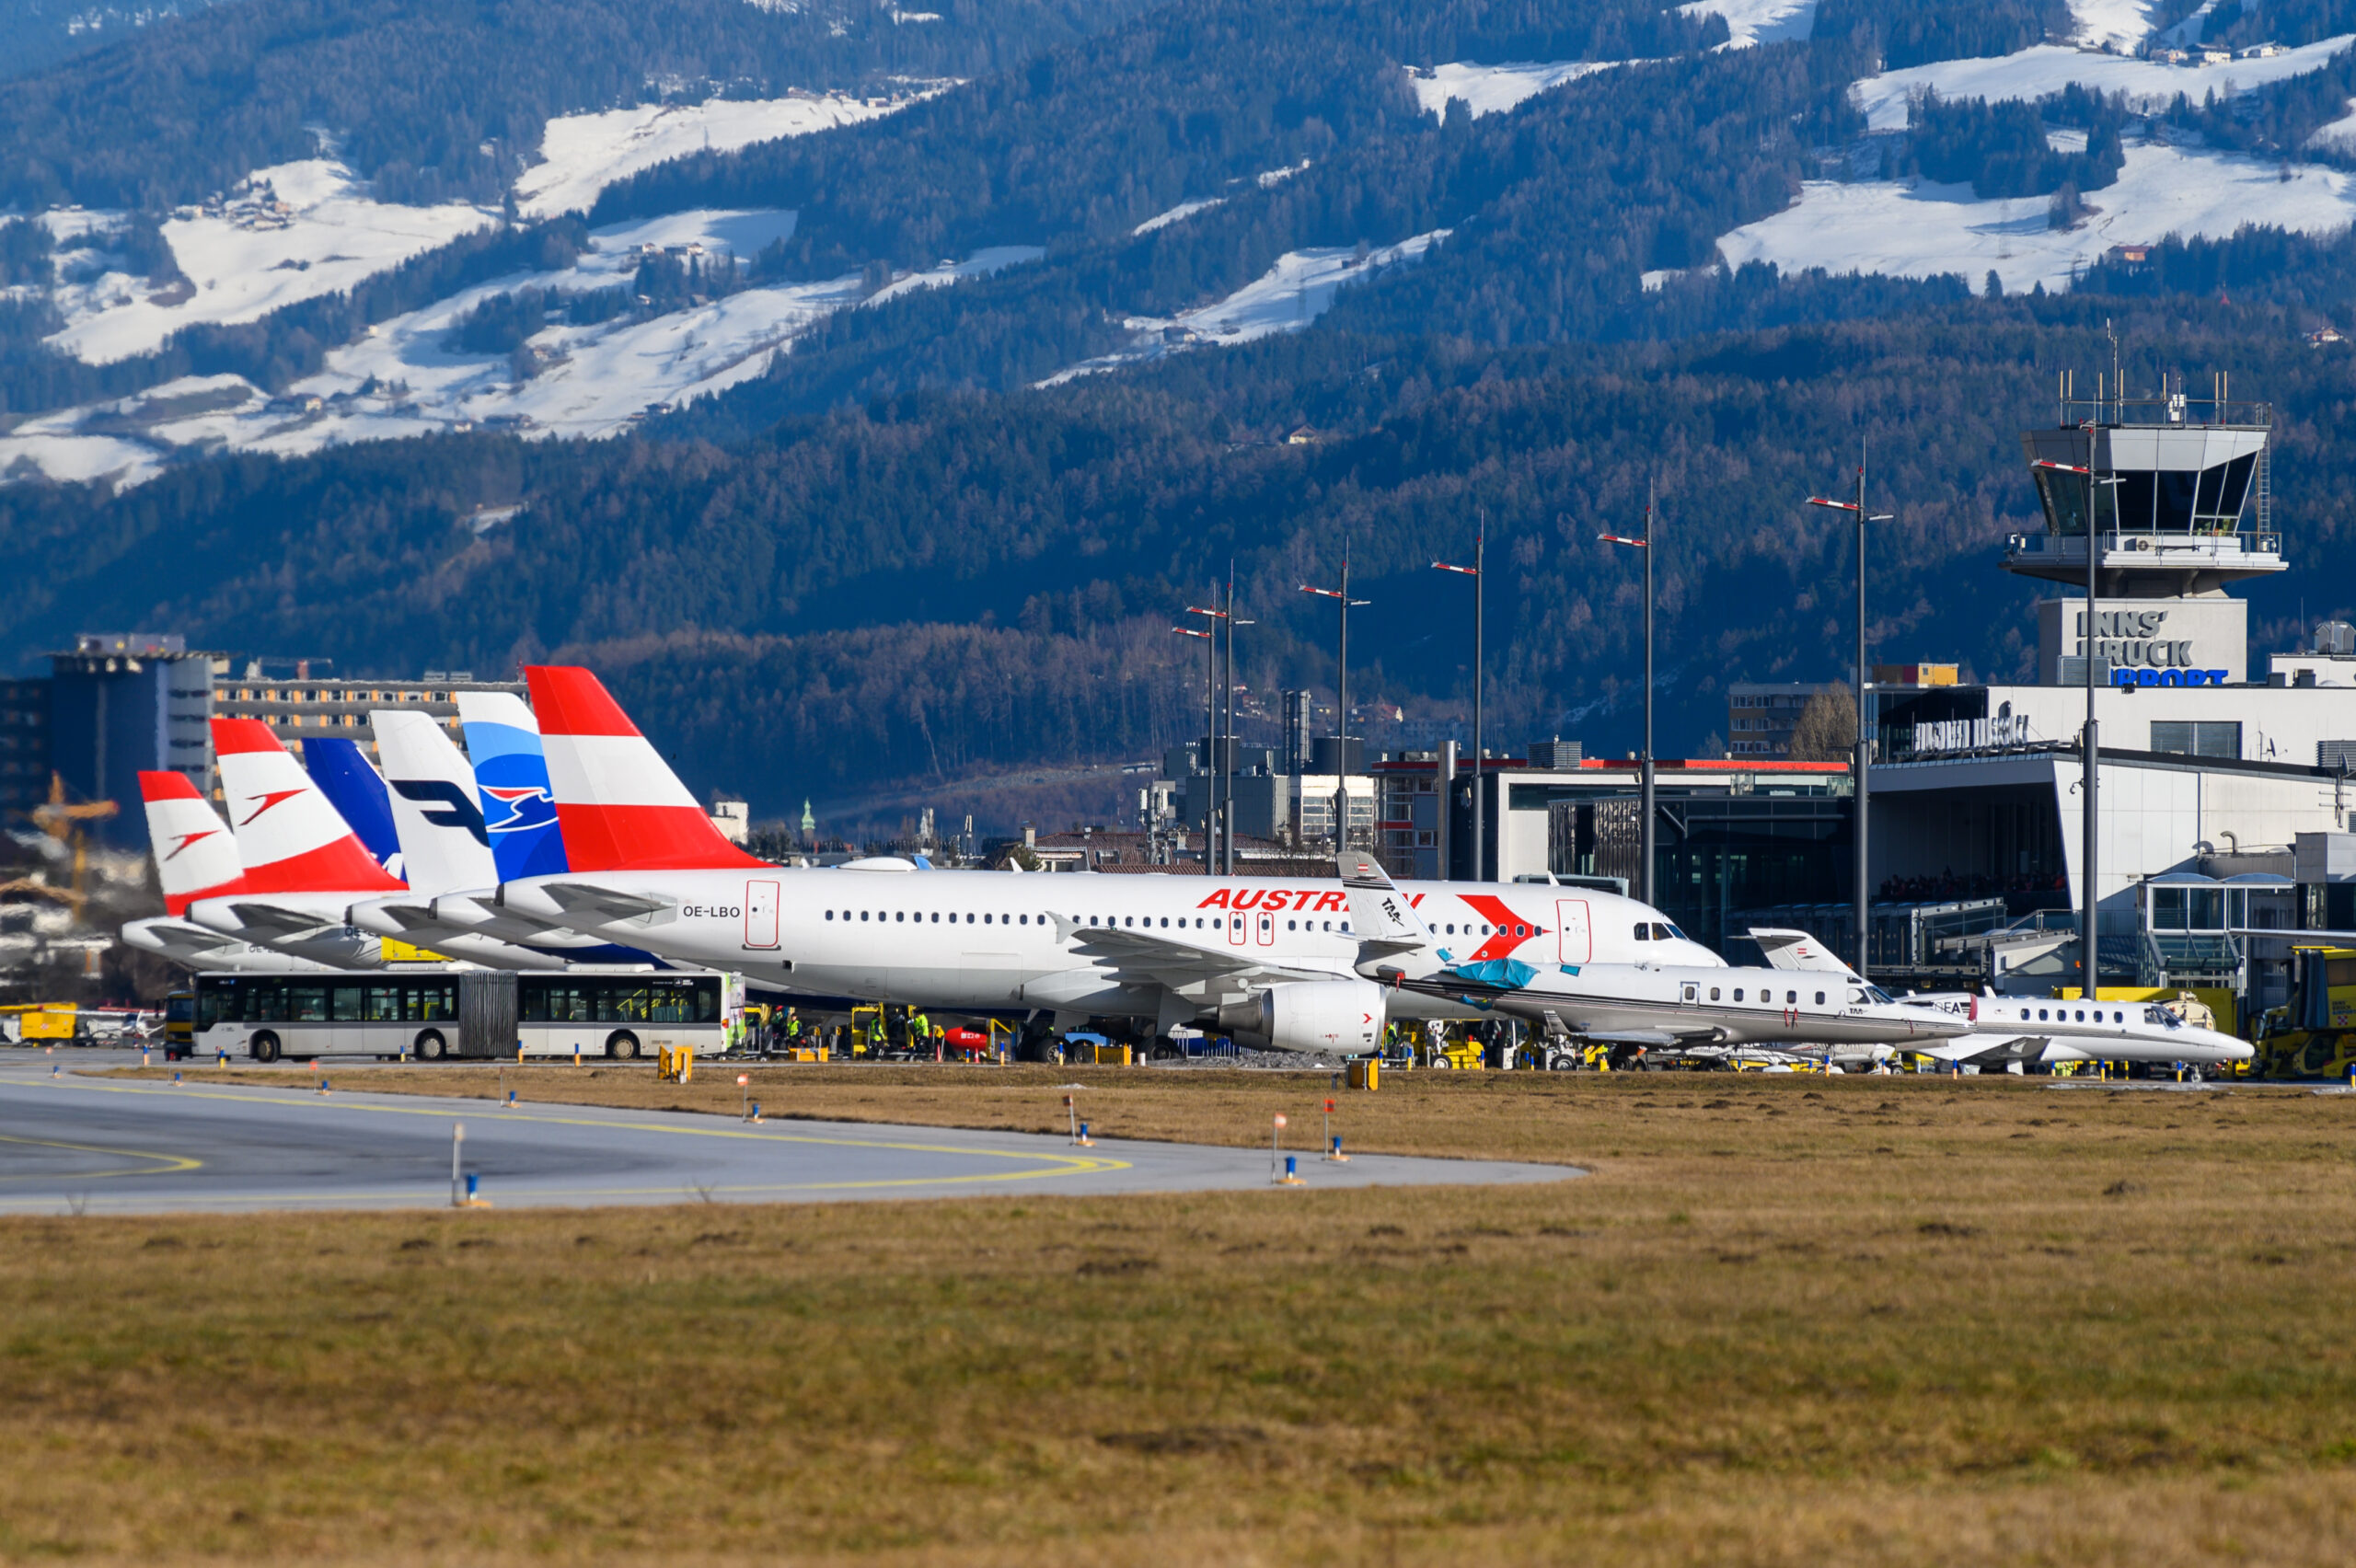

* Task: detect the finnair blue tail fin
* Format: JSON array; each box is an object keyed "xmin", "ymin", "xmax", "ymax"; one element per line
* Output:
[
  {"xmin": 456, "ymin": 691, "xmax": 568, "ymax": 881},
  {"xmin": 304, "ymin": 737, "xmax": 404, "ymax": 881}
]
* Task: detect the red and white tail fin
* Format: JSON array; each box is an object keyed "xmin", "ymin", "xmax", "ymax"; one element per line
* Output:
[
  {"xmin": 211, "ymin": 719, "xmax": 407, "ymax": 894},
  {"xmin": 525, "ymin": 665, "xmax": 767, "ymax": 871},
  {"xmin": 138, "ymin": 770, "xmax": 245, "ymax": 915}
]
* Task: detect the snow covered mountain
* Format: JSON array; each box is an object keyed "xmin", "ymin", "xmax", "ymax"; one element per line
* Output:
[{"xmin": 2, "ymin": 0, "xmax": 2353, "ymax": 491}]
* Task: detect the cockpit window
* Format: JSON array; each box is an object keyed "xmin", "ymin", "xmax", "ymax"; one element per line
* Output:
[
  {"xmin": 2144, "ymin": 1005, "xmax": 2181, "ymax": 1028},
  {"xmin": 1633, "ymin": 924, "xmax": 1650, "ymax": 941}
]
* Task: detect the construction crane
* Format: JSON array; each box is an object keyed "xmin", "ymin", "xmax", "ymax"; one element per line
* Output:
[{"xmin": 27, "ymin": 773, "xmax": 120, "ymax": 922}]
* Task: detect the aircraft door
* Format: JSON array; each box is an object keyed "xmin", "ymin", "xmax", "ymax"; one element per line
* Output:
[
  {"xmin": 745, "ymin": 880, "xmax": 780, "ymax": 950},
  {"xmin": 1228, "ymin": 911, "xmax": 1247, "ymax": 947},
  {"xmin": 1256, "ymin": 909, "xmax": 1276, "ymax": 946},
  {"xmin": 1556, "ymin": 900, "xmax": 1591, "ymax": 964}
]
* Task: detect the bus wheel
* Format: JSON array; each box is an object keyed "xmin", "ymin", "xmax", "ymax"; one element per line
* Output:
[
  {"xmin": 607, "ymin": 1032, "xmax": 641, "ymax": 1060},
  {"xmin": 415, "ymin": 1031, "xmax": 446, "ymax": 1062},
  {"xmin": 250, "ymin": 1032, "xmax": 280, "ymax": 1064}
]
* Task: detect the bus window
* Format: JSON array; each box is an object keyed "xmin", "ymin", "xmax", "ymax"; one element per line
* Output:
[
  {"xmin": 598, "ymin": 985, "xmax": 653, "ymax": 1023},
  {"xmin": 406, "ymin": 983, "xmax": 456, "ymax": 1022},
  {"xmin": 695, "ymin": 979, "xmax": 720, "ymax": 1022},
  {"xmin": 365, "ymin": 986, "xmax": 406, "ymax": 1022},
  {"xmin": 288, "ymin": 986, "xmax": 329, "ymax": 1023},
  {"xmin": 330, "ymin": 985, "xmax": 366, "ymax": 1022},
  {"xmin": 198, "ymin": 981, "xmax": 230, "ymax": 1027},
  {"xmin": 651, "ymin": 986, "xmax": 695, "ymax": 1024},
  {"xmin": 247, "ymin": 983, "xmax": 287, "ymax": 1022}
]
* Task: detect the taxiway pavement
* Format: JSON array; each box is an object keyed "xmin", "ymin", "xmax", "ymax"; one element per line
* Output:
[{"xmin": 0, "ymin": 1053, "xmax": 1576, "ymax": 1214}]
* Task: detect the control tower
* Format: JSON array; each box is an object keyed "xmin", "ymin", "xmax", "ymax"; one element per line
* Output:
[{"xmin": 2010, "ymin": 383, "xmax": 2280, "ymax": 685}]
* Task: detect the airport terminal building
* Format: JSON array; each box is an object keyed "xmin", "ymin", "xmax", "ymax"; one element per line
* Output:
[{"xmin": 1376, "ymin": 389, "xmax": 2355, "ymax": 1004}]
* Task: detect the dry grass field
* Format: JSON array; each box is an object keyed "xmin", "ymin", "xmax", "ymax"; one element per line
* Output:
[{"xmin": 7, "ymin": 1064, "xmax": 2354, "ymax": 1564}]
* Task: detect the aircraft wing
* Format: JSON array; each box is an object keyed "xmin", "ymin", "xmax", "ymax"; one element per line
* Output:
[
  {"xmin": 1908, "ymin": 1032, "xmax": 2050, "ymax": 1064},
  {"xmin": 1048, "ymin": 916, "xmax": 1349, "ymax": 990},
  {"xmin": 527, "ymin": 881, "xmax": 676, "ymax": 924}
]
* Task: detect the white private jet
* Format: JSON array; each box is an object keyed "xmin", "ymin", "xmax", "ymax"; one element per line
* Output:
[{"xmin": 1743, "ymin": 923, "xmax": 2252, "ymax": 1071}]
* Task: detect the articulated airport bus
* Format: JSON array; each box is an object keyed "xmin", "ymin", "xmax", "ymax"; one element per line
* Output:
[{"xmin": 189, "ymin": 968, "xmax": 734, "ymax": 1063}]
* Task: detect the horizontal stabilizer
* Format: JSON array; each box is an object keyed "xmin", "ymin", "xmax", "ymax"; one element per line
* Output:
[{"xmin": 530, "ymin": 880, "xmax": 676, "ymax": 923}]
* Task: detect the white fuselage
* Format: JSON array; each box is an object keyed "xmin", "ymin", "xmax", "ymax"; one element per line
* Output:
[
  {"xmin": 1900, "ymin": 994, "xmax": 2253, "ymax": 1066},
  {"xmin": 493, "ymin": 867, "xmax": 1723, "ymax": 1024},
  {"xmin": 1405, "ymin": 960, "xmax": 1972, "ymax": 1048}
]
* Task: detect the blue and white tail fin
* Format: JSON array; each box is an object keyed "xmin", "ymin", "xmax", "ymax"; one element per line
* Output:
[
  {"xmin": 304, "ymin": 737, "xmax": 405, "ymax": 882},
  {"xmin": 456, "ymin": 691, "xmax": 569, "ymax": 882},
  {"xmin": 372, "ymin": 709, "xmax": 499, "ymax": 899}
]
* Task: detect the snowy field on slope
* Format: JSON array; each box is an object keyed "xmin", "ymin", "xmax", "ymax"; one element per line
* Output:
[
  {"xmin": 1678, "ymin": 0, "xmax": 1817, "ymax": 50},
  {"xmin": 1404, "ymin": 61, "xmax": 1617, "ymax": 118},
  {"xmin": 2313, "ymin": 98, "xmax": 2356, "ymax": 154},
  {"xmin": 1854, "ymin": 36, "xmax": 2356, "ymax": 132},
  {"xmin": 514, "ymin": 87, "xmax": 946, "ymax": 219},
  {"xmin": 2073, "ymin": 0, "xmax": 2159, "ymax": 53},
  {"xmin": 1715, "ymin": 142, "xmax": 2356, "ymax": 294},
  {"xmin": 0, "ymin": 217, "xmax": 1042, "ymax": 488},
  {"xmin": 1040, "ymin": 230, "xmax": 1450, "ymax": 386},
  {"xmin": 41, "ymin": 160, "xmax": 491, "ymax": 364}
]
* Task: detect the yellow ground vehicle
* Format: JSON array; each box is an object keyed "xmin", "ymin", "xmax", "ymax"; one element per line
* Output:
[
  {"xmin": 163, "ymin": 991, "xmax": 195, "ymax": 1058},
  {"xmin": 2253, "ymin": 947, "xmax": 2356, "ymax": 1079},
  {"xmin": 2, "ymin": 1003, "xmax": 77, "ymax": 1043}
]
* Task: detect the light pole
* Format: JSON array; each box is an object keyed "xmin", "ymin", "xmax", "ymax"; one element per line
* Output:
[
  {"xmin": 1600, "ymin": 485, "xmax": 1657, "ymax": 907},
  {"xmin": 1300, "ymin": 534, "xmax": 1371, "ymax": 852},
  {"xmin": 2033, "ymin": 454, "xmax": 2119, "ymax": 1003},
  {"xmin": 1432, "ymin": 517, "xmax": 1484, "ymax": 880},
  {"xmin": 1807, "ymin": 451, "xmax": 1893, "ymax": 978},
  {"xmin": 1218, "ymin": 568, "xmax": 1254, "ymax": 876},
  {"xmin": 1172, "ymin": 616, "xmax": 1214, "ymax": 861}
]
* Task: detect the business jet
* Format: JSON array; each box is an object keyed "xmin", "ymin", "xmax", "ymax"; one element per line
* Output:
[
  {"xmin": 1745, "ymin": 925, "xmax": 2252, "ymax": 1070},
  {"xmin": 1891, "ymin": 992, "xmax": 2252, "ymax": 1072},
  {"xmin": 475, "ymin": 665, "xmax": 1724, "ymax": 1053},
  {"xmin": 1366, "ymin": 892, "xmax": 1970, "ymax": 1056}
]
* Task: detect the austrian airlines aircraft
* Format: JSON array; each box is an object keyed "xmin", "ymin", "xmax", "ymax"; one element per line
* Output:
[
  {"xmin": 483, "ymin": 666, "xmax": 1727, "ymax": 1052},
  {"xmin": 121, "ymin": 770, "xmax": 337, "ymax": 972}
]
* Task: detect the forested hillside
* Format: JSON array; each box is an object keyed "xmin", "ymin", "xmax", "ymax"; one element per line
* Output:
[
  {"xmin": 8, "ymin": 259, "xmax": 2354, "ymax": 817},
  {"xmin": 4, "ymin": 0, "xmax": 2355, "ymax": 829},
  {"xmin": 0, "ymin": 0, "xmax": 1158, "ymax": 209}
]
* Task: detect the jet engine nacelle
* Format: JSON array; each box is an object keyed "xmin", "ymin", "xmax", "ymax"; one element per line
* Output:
[{"xmin": 1219, "ymin": 979, "xmax": 1385, "ymax": 1053}]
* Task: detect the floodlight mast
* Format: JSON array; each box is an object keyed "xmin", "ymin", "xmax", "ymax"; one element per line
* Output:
[
  {"xmin": 1179, "ymin": 597, "xmax": 1225, "ymax": 867},
  {"xmin": 1599, "ymin": 485, "xmax": 1658, "ymax": 906},
  {"xmin": 1807, "ymin": 446, "xmax": 1893, "ymax": 979},
  {"xmin": 1431, "ymin": 515, "xmax": 1485, "ymax": 879},
  {"xmin": 1300, "ymin": 532, "xmax": 1371, "ymax": 851},
  {"xmin": 2033, "ymin": 453, "xmax": 2120, "ymax": 1003}
]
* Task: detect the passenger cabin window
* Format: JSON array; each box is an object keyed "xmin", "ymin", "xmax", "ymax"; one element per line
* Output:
[
  {"xmin": 1814, "ymin": 991, "xmax": 1825, "ymax": 1006},
  {"xmin": 1733, "ymin": 988, "xmax": 1744, "ymax": 1001},
  {"xmin": 1709, "ymin": 987, "xmax": 1721, "ymax": 1000}
]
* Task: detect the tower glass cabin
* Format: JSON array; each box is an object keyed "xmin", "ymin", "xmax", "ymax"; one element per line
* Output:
[{"xmin": 2011, "ymin": 391, "xmax": 2281, "ymax": 598}]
